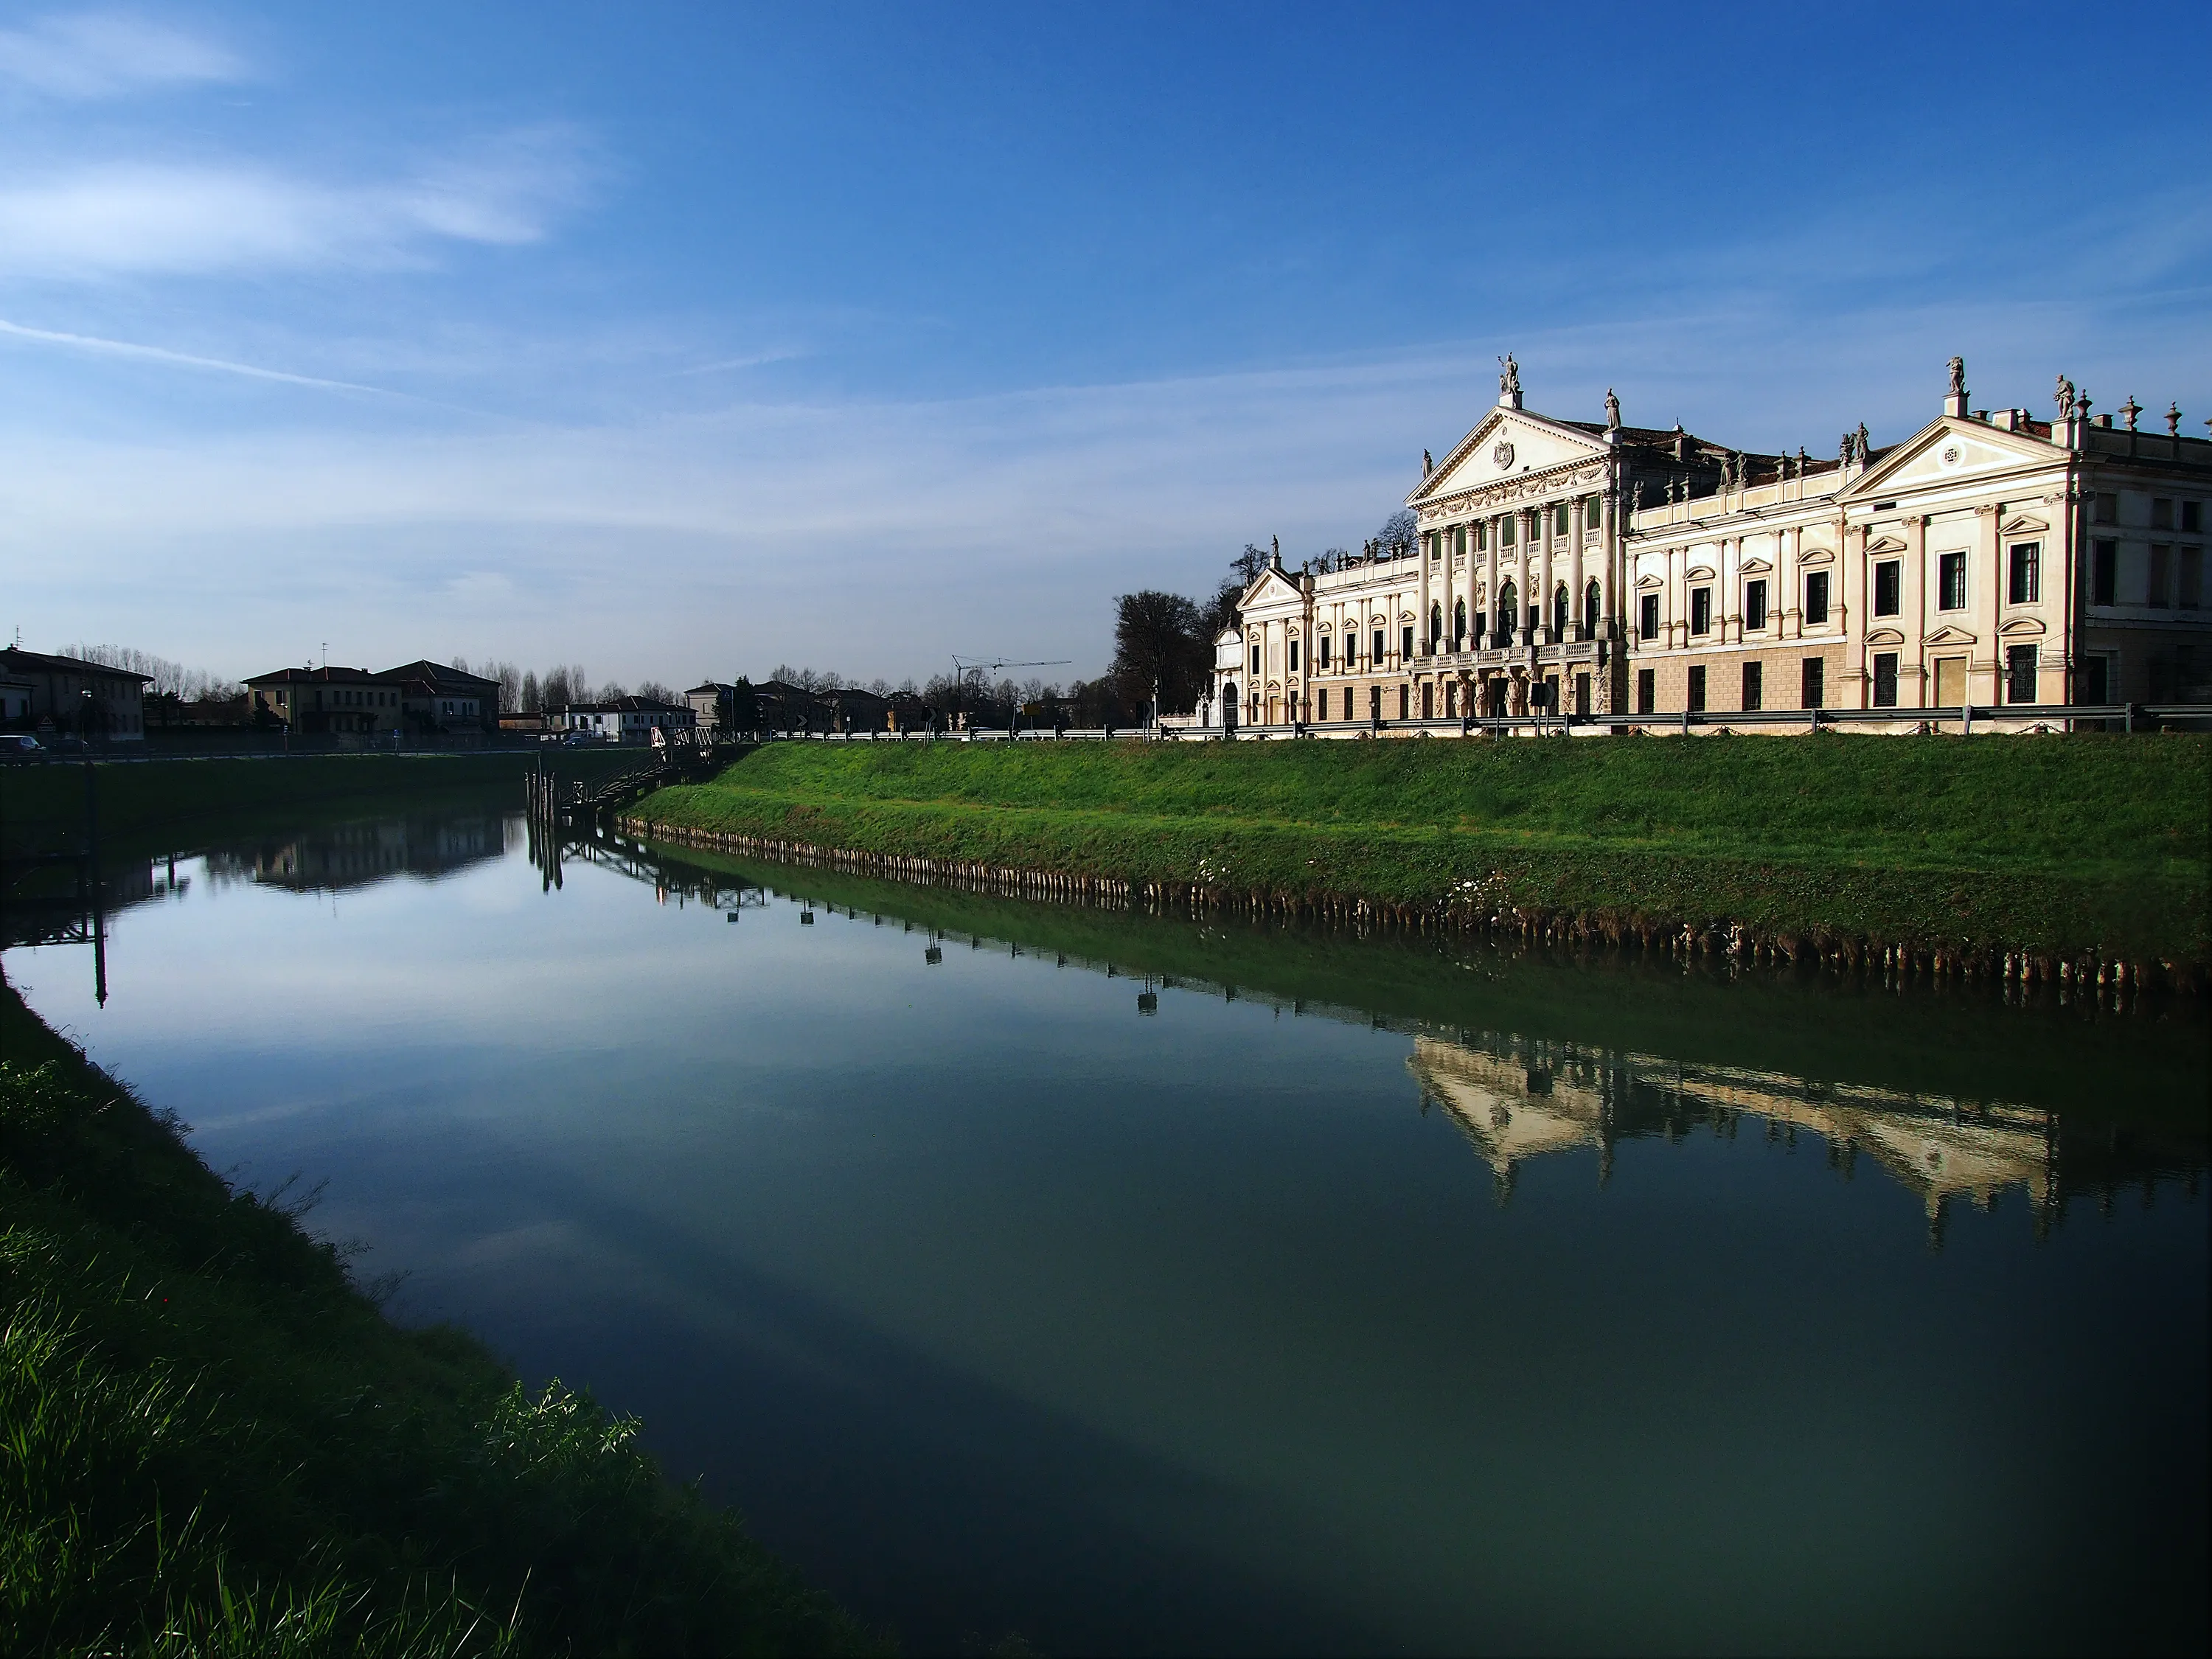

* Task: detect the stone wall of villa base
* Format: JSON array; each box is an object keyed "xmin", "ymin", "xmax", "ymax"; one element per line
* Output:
[{"xmin": 619, "ymin": 815, "xmax": 2204, "ymax": 1004}]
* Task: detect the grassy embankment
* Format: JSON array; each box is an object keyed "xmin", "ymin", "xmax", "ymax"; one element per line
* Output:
[
  {"xmin": 0, "ymin": 751, "xmax": 638, "ymax": 862},
  {"xmin": 0, "ymin": 978, "xmax": 877, "ymax": 1657},
  {"xmin": 631, "ymin": 736, "xmax": 2212, "ymax": 973}
]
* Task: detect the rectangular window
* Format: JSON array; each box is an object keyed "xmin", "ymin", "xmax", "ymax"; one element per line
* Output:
[
  {"xmin": 2006, "ymin": 644, "xmax": 2039, "ymax": 705},
  {"xmin": 1874, "ymin": 559, "xmax": 1901, "ymax": 616},
  {"xmin": 2182, "ymin": 548, "xmax": 2204, "ymax": 609},
  {"xmin": 1453, "ymin": 526, "xmax": 1467, "ymax": 557},
  {"xmin": 1687, "ymin": 665, "xmax": 1707, "ymax": 712},
  {"xmin": 1475, "ymin": 520, "xmax": 1488, "ymax": 551},
  {"xmin": 2093, "ymin": 493, "xmax": 2118, "ymax": 525},
  {"xmin": 1636, "ymin": 668, "xmax": 1655, "ymax": 714},
  {"xmin": 1585, "ymin": 495, "xmax": 1601, "ymax": 530},
  {"xmin": 1801, "ymin": 657, "xmax": 1825, "ymax": 709},
  {"xmin": 1554, "ymin": 502, "xmax": 1570, "ymax": 537},
  {"xmin": 1745, "ymin": 580, "xmax": 1768, "ymax": 631},
  {"xmin": 1500, "ymin": 515, "xmax": 1515, "ymax": 548},
  {"xmin": 1638, "ymin": 594, "xmax": 1660, "ymax": 641},
  {"xmin": 2182, "ymin": 501, "xmax": 2201, "ymax": 532},
  {"xmin": 1398, "ymin": 685, "xmax": 1410, "ymax": 720},
  {"xmin": 1804, "ymin": 570, "xmax": 1832, "ymax": 625},
  {"xmin": 1250, "ymin": 644, "xmax": 1261, "ymax": 675},
  {"xmin": 2149, "ymin": 546, "xmax": 2171, "ymax": 607},
  {"xmin": 1574, "ymin": 672, "xmax": 1590, "ymax": 716},
  {"xmin": 2008, "ymin": 542, "xmax": 2039, "ymax": 604},
  {"xmin": 1402, "ymin": 625, "xmax": 1415, "ymax": 660},
  {"xmin": 1373, "ymin": 628, "xmax": 1385, "ymax": 664},
  {"xmin": 2151, "ymin": 498, "xmax": 2173, "ymax": 531},
  {"xmin": 1691, "ymin": 586, "xmax": 1712, "ymax": 635},
  {"xmin": 1317, "ymin": 689, "xmax": 1329, "ymax": 721},
  {"xmin": 2079, "ymin": 655, "xmax": 2110, "ymax": 704},
  {"xmin": 1289, "ymin": 640, "xmax": 1300, "ymax": 672},
  {"xmin": 1319, "ymin": 633, "xmax": 1331, "ymax": 667},
  {"xmin": 1936, "ymin": 552, "xmax": 1966, "ymax": 611},
  {"xmin": 1872, "ymin": 652, "xmax": 1898, "ymax": 708},
  {"xmin": 1742, "ymin": 661, "xmax": 1763, "ymax": 711},
  {"xmin": 2093, "ymin": 539, "xmax": 2118, "ymax": 605}
]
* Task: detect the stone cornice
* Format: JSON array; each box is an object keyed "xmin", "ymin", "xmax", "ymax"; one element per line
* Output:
[{"xmin": 1416, "ymin": 459, "xmax": 1607, "ymax": 522}]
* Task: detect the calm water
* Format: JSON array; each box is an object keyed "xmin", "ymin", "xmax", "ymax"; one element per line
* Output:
[{"xmin": 6, "ymin": 808, "xmax": 2206, "ymax": 1655}]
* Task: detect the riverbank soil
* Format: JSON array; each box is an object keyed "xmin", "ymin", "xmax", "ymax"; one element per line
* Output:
[
  {"xmin": 0, "ymin": 976, "xmax": 877, "ymax": 1656},
  {"xmin": 633, "ymin": 734, "xmax": 2211, "ymax": 972},
  {"xmin": 1, "ymin": 752, "xmax": 639, "ymax": 863}
]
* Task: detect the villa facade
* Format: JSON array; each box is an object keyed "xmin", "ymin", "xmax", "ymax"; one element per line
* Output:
[{"xmin": 1208, "ymin": 360, "xmax": 2211, "ymax": 730}]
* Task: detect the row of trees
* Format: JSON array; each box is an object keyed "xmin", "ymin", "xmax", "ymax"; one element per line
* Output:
[
  {"xmin": 1101, "ymin": 510, "xmax": 1419, "ymax": 718},
  {"xmin": 63, "ymin": 643, "xmax": 236, "ymax": 704}
]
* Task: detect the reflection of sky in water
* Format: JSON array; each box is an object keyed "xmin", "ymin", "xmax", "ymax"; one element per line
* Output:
[{"xmin": 7, "ymin": 815, "xmax": 2206, "ymax": 1656}]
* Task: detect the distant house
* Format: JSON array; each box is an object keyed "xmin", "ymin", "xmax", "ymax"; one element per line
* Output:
[
  {"xmin": 243, "ymin": 666, "xmax": 407, "ymax": 735},
  {"xmin": 0, "ymin": 647, "xmax": 153, "ymax": 740},
  {"xmin": 751, "ymin": 680, "xmax": 830, "ymax": 732},
  {"xmin": 817, "ymin": 686, "xmax": 891, "ymax": 733},
  {"xmin": 381, "ymin": 660, "xmax": 501, "ymax": 734},
  {"xmin": 552, "ymin": 696, "xmax": 697, "ymax": 744}
]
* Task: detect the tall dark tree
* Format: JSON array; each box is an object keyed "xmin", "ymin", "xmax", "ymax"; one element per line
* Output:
[
  {"xmin": 1374, "ymin": 508, "xmax": 1419, "ymax": 556},
  {"xmin": 1110, "ymin": 590, "xmax": 1209, "ymax": 719}
]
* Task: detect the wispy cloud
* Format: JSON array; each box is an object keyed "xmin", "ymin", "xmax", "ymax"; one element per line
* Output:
[
  {"xmin": 0, "ymin": 315, "xmax": 402, "ymax": 394},
  {"xmin": 0, "ymin": 127, "xmax": 594, "ymax": 278},
  {"xmin": 0, "ymin": 10, "xmax": 243, "ymax": 98}
]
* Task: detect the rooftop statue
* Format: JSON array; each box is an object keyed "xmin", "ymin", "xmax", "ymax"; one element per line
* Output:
[
  {"xmin": 2053, "ymin": 374, "xmax": 2076, "ymax": 419},
  {"xmin": 1498, "ymin": 353, "xmax": 1521, "ymax": 398},
  {"xmin": 1604, "ymin": 387, "xmax": 1621, "ymax": 430},
  {"xmin": 1948, "ymin": 355, "xmax": 1966, "ymax": 398}
]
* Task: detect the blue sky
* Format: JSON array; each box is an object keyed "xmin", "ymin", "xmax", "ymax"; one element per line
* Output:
[{"xmin": 2, "ymin": 3, "xmax": 2206, "ymax": 689}]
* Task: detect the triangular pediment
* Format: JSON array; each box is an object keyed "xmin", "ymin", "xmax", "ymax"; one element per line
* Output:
[
  {"xmin": 1740, "ymin": 557, "xmax": 1773, "ymax": 574},
  {"xmin": 2001, "ymin": 515, "xmax": 2049, "ymax": 535},
  {"xmin": 1411, "ymin": 406, "xmax": 1610, "ymax": 507},
  {"xmin": 1925, "ymin": 624, "xmax": 1978, "ymax": 646},
  {"xmin": 1865, "ymin": 535, "xmax": 1908, "ymax": 554},
  {"xmin": 1239, "ymin": 567, "xmax": 1307, "ymax": 608},
  {"xmin": 1845, "ymin": 417, "xmax": 2062, "ymax": 498}
]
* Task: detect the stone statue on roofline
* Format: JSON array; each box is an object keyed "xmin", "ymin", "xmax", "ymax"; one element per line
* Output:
[
  {"xmin": 1947, "ymin": 355, "xmax": 1966, "ymax": 398},
  {"xmin": 1498, "ymin": 353, "xmax": 1520, "ymax": 398},
  {"xmin": 1604, "ymin": 388, "xmax": 1621, "ymax": 430},
  {"xmin": 2054, "ymin": 374, "xmax": 2076, "ymax": 419},
  {"xmin": 1424, "ymin": 449, "xmax": 1434, "ymax": 476},
  {"xmin": 1855, "ymin": 422, "xmax": 1871, "ymax": 464}
]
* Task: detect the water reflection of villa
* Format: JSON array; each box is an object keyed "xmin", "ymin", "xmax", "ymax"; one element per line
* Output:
[{"xmin": 1409, "ymin": 1034, "xmax": 2081, "ymax": 1241}]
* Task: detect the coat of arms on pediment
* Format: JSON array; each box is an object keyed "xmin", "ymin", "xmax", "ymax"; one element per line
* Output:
[
  {"xmin": 1411, "ymin": 408, "xmax": 1611, "ymax": 508},
  {"xmin": 1843, "ymin": 417, "xmax": 2062, "ymax": 499}
]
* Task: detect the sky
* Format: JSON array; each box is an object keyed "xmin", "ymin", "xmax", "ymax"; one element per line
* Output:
[{"xmin": 1, "ymin": 3, "xmax": 2207, "ymax": 690}]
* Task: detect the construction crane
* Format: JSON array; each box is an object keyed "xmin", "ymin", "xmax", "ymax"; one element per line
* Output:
[{"xmin": 949, "ymin": 655, "xmax": 1070, "ymax": 681}]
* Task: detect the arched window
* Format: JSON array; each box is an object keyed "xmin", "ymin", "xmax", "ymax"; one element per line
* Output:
[
  {"xmin": 1454, "ymin": 598, "xmax": 1467, "ymax": 647},
  {"xmin": 1551, "ymin": 582, "xmax": 1569, "ymax": 639},
  {"xmin": 1584, "ymin": 579, "xmax": 1601, "ymax": 636},
  {"xmin": 1496, "ymin": 578, "xmax": 1517, "ymax": 638},
  {"xmin": 1430, "ymin": 602, "xmax": 1444, "ymax": 647}
]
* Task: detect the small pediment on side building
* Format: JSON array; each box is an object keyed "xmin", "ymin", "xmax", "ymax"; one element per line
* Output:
[
  {"xmin": 1845, "ymin": 417, "xmax": 2061, "ymax": 498},
  {"xmin": 1924, "ymin": 624, "xmax": 1978, "ymax": 646},
  {"xmin": 1636, "ymin": 573, "xmax": 1664, "ymax": 589},
  {"xmin": 1739, "ymin": 557, "xmax": 1773, "ymax": 574},
  {"xmin": 1798, "ymin": 546, "xmax": 1836, "ymax": 565},
  {"xmin": 1998, "ymin": 616, "xmax": 2047, "ymax": 637},
  {"xmin": 1865, "ymin": 535, "xmax": 1908, "ymax": 555},
  {"xmin": 2000, "ymin": 515, "xmax": 2050, "ymax": 536},
  {"xmin": 1865, "ymin": 627, "xmax": 1907, "ymax": 647}
]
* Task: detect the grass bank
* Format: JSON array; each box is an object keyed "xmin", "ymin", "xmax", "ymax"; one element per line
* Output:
[
  {"xmin": 632, "ymin": 735, "xmax": 2212, "ymax": 973},
  {"xmin": 1, "ymin": 752, "xmax": 636, "ymax": 861},
  {"xmin": 0, "ymin": 975, "xmax": 877, "ymax": 1657}
]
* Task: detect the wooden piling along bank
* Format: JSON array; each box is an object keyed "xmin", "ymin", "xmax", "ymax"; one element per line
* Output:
[{"xmin": 617, "ymin": 814, "xmax": 2202, "ymax": 1003}]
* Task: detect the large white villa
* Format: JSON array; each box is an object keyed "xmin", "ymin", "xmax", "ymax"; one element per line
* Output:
[{"xmin": 1208, "ymin": 358, "xmax": 2210, "ymax": 731}]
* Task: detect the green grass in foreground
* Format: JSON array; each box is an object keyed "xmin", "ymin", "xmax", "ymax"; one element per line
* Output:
[
  {"xmin": 0, "ymin": 981, "xmax": 877, "ymax": 1658},
  {"xmin": 636, "ymin": 734, "xmax": 2212, "ymax": 964}
]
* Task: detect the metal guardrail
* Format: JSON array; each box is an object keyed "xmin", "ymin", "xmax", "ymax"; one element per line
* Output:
[{"xmin": 1165, "ymin": 703, "xmax": 2212, "ymax": 740}]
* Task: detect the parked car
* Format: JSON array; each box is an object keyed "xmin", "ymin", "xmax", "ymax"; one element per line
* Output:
[{"xmin": 1, "ymin": 734, "xmax": 42, "ymax": 762}]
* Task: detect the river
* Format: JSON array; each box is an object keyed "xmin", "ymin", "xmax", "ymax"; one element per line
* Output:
[{"xmin": 5, "ymin": 805, "xmax": 2205, "ymax": 1655}]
